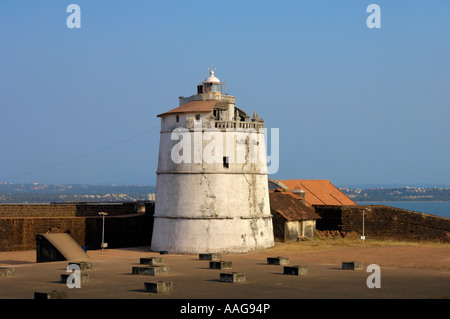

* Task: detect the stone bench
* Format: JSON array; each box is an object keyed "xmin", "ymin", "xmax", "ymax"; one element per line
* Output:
[
  {"xmin": 68, "ymin": 261, "xmax": 93, "ymax": 270},
  {"xmin": 342, "ymin": 261, "xmax": 363, "ymax": 270},
  {"xmin": 0, "ymin": 267, "xmax": 14, "ymax": 277},
  {"xmin": 199, "ymin": 253, "xmax": 222, "ymax": 261},
  {"xmin": 220, "ymin": 272, "xmax": 246, "ymax": 283},
  {"xmin": 267, "ymin": 257, "xmax": 289, "ymax": 265},
  {"xmin": 132, "ymin": 266, "xmax": 170, "ymax": 276},
  {"xmin": 60, "ymin": 272, "xmax": 89, "ymax": 284},
  {"xmin": 209, "ymin": 261, "xmax": 232, "ymax": 270},
  {"xmin": 34, "ymin": 290, "xmax": 67, "ymax": 299},
  {"xmin": 140, "ymin": 257, "xmax": 164, "ymax": 265},
  {"xmin": 144, "ymin": 281, "xmax": 173, "ymax": 293},
  {"xmin": 283, "ymin": 265, "xmax": 308, "ymax": 276}
]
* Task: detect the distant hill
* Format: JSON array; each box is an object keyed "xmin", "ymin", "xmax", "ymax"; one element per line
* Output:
[
  {"xmin": 0, "ymin": 183, "xmax": 156, "ymax": 203},
  {"xmin": 339, "ymin": 186, "xmax": 450, "ymax": 202},
  {"xmin": 1, "ymin": 183, "xmax": 449, "ymax": 203}
]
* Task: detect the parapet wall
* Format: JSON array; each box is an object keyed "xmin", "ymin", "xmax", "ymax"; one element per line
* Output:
[
  {"xmin": 0, "ymin": 202, "xmax": 148, "ymax": 218},
  {"xmin": 314, "ymin": 205, "xmax": 450, "ymax": 242},
  {"xmin": 0, "ymin": 202, "xmax": 155, "ymax": 252}
]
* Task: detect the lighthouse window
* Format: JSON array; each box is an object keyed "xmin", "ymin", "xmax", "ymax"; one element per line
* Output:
[
  {"xmin": 211, "ymin": 84, "xmax": 221, "ymax": 93},
  {"xmin": 223, "ymin": 156, "xmax": 229, "ymax": 168}
]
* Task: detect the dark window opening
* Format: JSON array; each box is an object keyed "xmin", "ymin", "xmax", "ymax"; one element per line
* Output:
[
  {"xmin": 195, "ymin": 114, "xmax": 201, "ymax": 121},
  {"xmin": 223, "ymin": 156, "xmax": 229, "ymax": 168},
  {"xmin": 176, "ymin": 115, "xmax": 179, "ymax": 122}
]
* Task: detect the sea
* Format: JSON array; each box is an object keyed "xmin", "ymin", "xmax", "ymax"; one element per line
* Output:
[{"xmin": 355, "ymin": 201, "xmax": 450, "ymax": 219}]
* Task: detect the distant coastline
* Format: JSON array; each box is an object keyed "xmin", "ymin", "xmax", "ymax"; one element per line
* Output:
[
  {"xmin": 0, "ymin": 183, "xmax": 156, "ymax": 203},
  {"xmin": 355, "ymin": 201, "xmax": 450, "ymax": 219},
  {"xmin": 1, "ymin": 183, "xmax": 449, "ymax": 204},
  {"xmin": 357, "ymin": 200, "xmax": 450, "ymax": 202},
  {"xmin": 340, "ymin": 186, "xmax": 450, "ymax": 202}
]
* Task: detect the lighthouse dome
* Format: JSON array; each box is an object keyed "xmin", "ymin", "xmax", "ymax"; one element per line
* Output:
[
  {"xmin": 196, "ymin": 66, "xmax": 224, "ymax": 95},
  {"xmin": 204, "ymin": 69, "xmax": 221, "ymax": 83}
]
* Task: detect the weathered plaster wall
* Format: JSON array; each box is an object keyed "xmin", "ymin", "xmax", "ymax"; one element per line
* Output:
[{"xmin": 152, "ymin": 123, "xmax": 274, "ymax": 253}]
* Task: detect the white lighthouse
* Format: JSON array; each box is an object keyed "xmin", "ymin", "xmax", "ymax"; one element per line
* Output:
[{"xmin": 150, "ymin": 67, "xmax": 274, "ymax": 254}]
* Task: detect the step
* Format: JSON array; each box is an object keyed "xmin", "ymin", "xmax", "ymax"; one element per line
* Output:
[
  {"xmin": 68, "ymin": 261, "xmax": 94, "ymax": 270},
  {"xmin": 60, "ymin": 272, "xmax": 89, "ymax": 284},
  {"xmin": 132, "ymin": 266, "xmax": 170, "ymax": 276},
  {"xmin": 267, "ymin": 257, "xmax": 289, "ymax": 265},
  {"xmin": 34, "ymin": 290, "xmax": 67, "ymax": 299},
  {"xmin": 144, "ymin": 281, "xmax": 173, "ymax": 293},
  {"xmin": 140, "ymin": 257, "xmax": 164, "ymax": 265},
  {"xmin": 342, "ymin": 261, "xmax": 363, "ymax": 270},
  {"xmin": 199, "ymin": 253, "xmax": 222, "ymax": 261},
  {"xmin": 0, "ymin": 267, "xmax": 14, "ymax": 277},
  {"xmin": 283, "ymin": 265, "xmax": 308, "ymax": 276},
  {"xmin": 220, "ymin": 272, "xmax": 246, "ymax": 283},
  {"xmin": 209, "ymin": 261, "xmax": 232, "ymax": 270}
]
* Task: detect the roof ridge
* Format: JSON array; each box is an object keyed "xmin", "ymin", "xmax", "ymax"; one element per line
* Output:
[
  {"xmin": 157, "ymin": 100, "xmax": 216, "ymax": 117},
  {"xmin": 298, "ymin": 182, "xmax": 326, "ymax": 205}
]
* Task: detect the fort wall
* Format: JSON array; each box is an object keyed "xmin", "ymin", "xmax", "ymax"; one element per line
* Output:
[
  {"xmin": 0, "ymin": 202, "xmax": 142, "ymax": 217},
  {"xmin": 315, "ymin": 205, "xmax": 450, "ymax": 242},
  {"xmin": 0, "ymin": 202, "xmax": 154, "ymax": 252}
]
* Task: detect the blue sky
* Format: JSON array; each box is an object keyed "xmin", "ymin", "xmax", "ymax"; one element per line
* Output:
[{"xmin": 1, "ymin": 0, "xmax": 449, "ymax": 187}]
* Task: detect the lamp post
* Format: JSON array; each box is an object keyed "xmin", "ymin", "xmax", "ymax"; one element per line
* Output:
[
  {"xmin": 99, "ymin": 212, "xmax": 108, "ymax": 250},
  {"xmin": 361, "ymin": 210, "xmax": 366, "ymax": 241}
]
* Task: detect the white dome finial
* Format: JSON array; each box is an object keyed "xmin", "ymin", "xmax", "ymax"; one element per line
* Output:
[
  {"xmin": 209, "ymin": 64, "xmax": 216, "ymax": 76},
  {"xmin": 204, "ymin": 64, "xmax": 221, "ymax": 83}
]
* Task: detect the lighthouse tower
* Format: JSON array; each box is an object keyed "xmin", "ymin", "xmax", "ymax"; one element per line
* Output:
[{"xmin": 151, "ymin": 67, "xmax": 274, "ymax": 253}]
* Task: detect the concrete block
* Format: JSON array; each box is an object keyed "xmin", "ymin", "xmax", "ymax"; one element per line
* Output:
[
  {"xmin": 220, "ymin": 272, "xmax": 246, "ymax": 283},
  {"xmin": 199, "ymin": 253, "xmax": 222, "ymax": 260},
  {"xmin": 209, "ymin": 261, "xmax": 232, "ymax": 269},
  {"xmin": 132, "ymin": 266, "xmax": 170, "ymax": 276},
  {"xmin": 283, "ymin": 265, "xmax": 308, "ymax": 276},
  {"xmin": 34, "ymin": 290, "xmax": 67, "ymax": 299},
  {"xmin": 68, "ymin": 261, "xmax": 94, "ymax": 270},
  {"xmin": 267, "ymin": 257, "xmax": 289, "ymax": 265},
  {"xmin": 0, "ymin": 267, "xmax": 14, "ymax": 277},
  {"xmin": 144, "ymin": 281, "xmax": 173, "ymax": 293},
  {"xmin": 140, "ymin": 257, "xmax": 164, "ymax": 265},
  {"xmin": 342, "ymin": 261, "xmax": 363, "ymax": 270},
  {"xmin": 60, "ymin": 272, "xmax": 89, "ymax": 284}
]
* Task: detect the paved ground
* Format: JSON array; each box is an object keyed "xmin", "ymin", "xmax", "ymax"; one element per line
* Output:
[{"xmin": 0, "ymin": 245, "xmax": 449, "ymax": 300}]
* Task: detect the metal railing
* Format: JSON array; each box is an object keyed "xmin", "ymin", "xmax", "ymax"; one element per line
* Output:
[{"xmin": 215, "ymin": 121, "xmax": 264, "ymax": 130}]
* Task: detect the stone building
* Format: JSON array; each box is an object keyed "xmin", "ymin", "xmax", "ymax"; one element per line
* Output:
[
  {"xmin": 150, "ymin": 68, "xmax": 274, "ymax": 253},
  {"xmin": 269, "ymin": 189, "xmax": 320, "ymax": 241}
]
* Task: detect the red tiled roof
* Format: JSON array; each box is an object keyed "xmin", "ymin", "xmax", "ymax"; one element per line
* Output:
[
  {"xmin": 157, "ymin": 100, "xmax": 216, "ymax": 117},
  {"xmin": 279, "ymin": 179, "xmax": 357, "ymax": 206},
  {"xmin": 269, "ymin": 190, "xmax": 320, "ymax": 221}
]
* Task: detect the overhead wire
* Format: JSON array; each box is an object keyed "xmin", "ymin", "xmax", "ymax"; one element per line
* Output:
[{"xmin": 3, "ymin": 126, "xmax": 160, "ymax": 181}]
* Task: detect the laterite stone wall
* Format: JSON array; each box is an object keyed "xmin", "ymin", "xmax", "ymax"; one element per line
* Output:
[
  {"xmin": 314, "ymin": 205, "xmax": 450, "ymax": 242},
  {"xmin": 0, "ymin": 202, "xmax": 154, "ymax": 251}
]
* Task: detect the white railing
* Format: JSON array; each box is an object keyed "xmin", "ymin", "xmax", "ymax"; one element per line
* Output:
[{"xmin": 215, "ymin": 121, "xmax": 264, "ymax": 130}]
